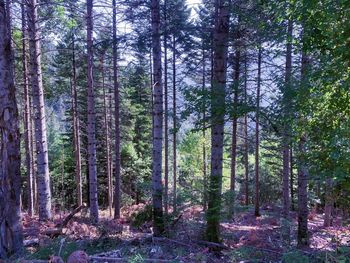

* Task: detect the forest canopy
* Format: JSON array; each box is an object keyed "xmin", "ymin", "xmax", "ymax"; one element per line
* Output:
[{"xmin": 0, "ymin": 0, "xmax": 350, "ymax": 262}]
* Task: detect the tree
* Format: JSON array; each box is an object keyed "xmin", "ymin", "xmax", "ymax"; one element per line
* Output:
[
  {"xmin": 172, "ymin": 35, "xmax": 177, "ymax": 213},
  {"xmin": 282, "ymin": 19, "xmax": 293, "ymax": 217},
  {"xmin": 163, "ymin": 0, "xmax": 169, "ymax": 214},
  {"xmin": 297, "ymin": 47, "xmax": 309, "ymax": 248},
  {"xmin": 71, "ymin": 29, "xmax": 83, "ymax": 208},
  {"xmin": 113, "ymin": 0, "xmax": 121, "ymax": 219},
  {"xmin": 21, "ymin": 0, "xmax": 34, "ymax": 216},
  {"xmin": 230, "ymin": 15, "xmax": 242, "ymax": 203},
  {"xmin": 151, "ymin": 0, "xmax": 164, "ymax": 236},
  {"xmin": 0, "ymin": 0, "xmax": 23, "ymax": 257},
  {"xmin": 86, "ymin": 0, "xmax": 99, "ymax": 223},
  {"xmin": 243, "ymin": 54, "xmax": 249, "ymax": 206},
  {"xmin": 254, "ymin": 47, "xmax": 262, "ymax": 217},
  {"xmin": 206, "ymin": 0, "xmax": 231, "ymax": 243},
  {"xmin": 27, "ymin": 0, "xmax": 52, "ymax": 220}
]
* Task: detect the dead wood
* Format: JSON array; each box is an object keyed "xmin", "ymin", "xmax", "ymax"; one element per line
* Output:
[
  {"xmin": 152, "ymin": 237, "xmax": 193, "ymax": 248},
  {"xmin": 90, "ymin": 256, "xmax": 173, "ymax": 262},
  {"xmin": 23, "ymin": 238, "xmax": 39, "ymax": 247},
  {"xmin": 42, "ymin": 204, "xmax": 86, "ymax": 238},
  {"xmin": 195, "ymin": 240, "xmax": 229, "ymax": 250},
  {"xmin": 56, "ymin": 204, "xmax": 86, "ymax": 229}
]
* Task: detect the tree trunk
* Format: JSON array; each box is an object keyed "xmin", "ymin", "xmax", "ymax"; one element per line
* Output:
[
  {"xmin": 230, "ymin": 48, "xmax": 240, "ymax": 197},
  {"xmin": 100, "ymin": 54, "xmax": 112, "ymax": 217},
  {"xmin": 27, "ymin": 0, "xmax": 51, "ymax": 220},
  {"xmin": 172, "ymin": 35, "xmax": 177, "ymax": 213},
  {"xmin": 324, "ymin": 178, "xmax": 334, "ymax": 227},
  {"xmin": 86, "ymin": 0, "xmax": 99, "ymax": 223},
  {"xmin": 21, "ymin": 0, "xmax": 34, "ymax": 217},
  {"xmin": 297, "ymin": 134, "xmax": 309, "ymax": 247},
  {"xmin": 30, "ymin": 100, "xmax": 37, "ymax": 212},
  {"xmin": 282, "ymin": 19, "xmax": 293, "ymax": 217},
  {"xmin": 254, "ymin": 47, "xmax": 262, "ymax": 217},
  {"xmin": 297, "ymin": 49, "xmax": 309, "ymax": 248},
  {"xmin": 163, "ymin": 0, "xmax": 169, "ymax": 214},
  {"xmin": 202, "ymin": 46, "xmax": 207, "ymax": 211},
  {"xmin": 290, "ymin": 147, "xmax": 294, "ymax": 210},
  {"xmin": 71, "ymin": 32, "xmax": 82, "ymax": 208},
  {"xmin": 206, "ymin": 0, "xmax": 231, "ymax": 243},
  {"xmin": 0, "ymin": 0, "xmax": 23, "ymax": 257},
  {"xmin": 243, "ymin": 55, "xmax": 249, "ymax": 206},
  {"xmin": 151, "ymin": 0, "xmax": 164, "ymax": 236},
  {"xmin": 113, "ymin": 0, "xmax": 121, "ymax": 219}
]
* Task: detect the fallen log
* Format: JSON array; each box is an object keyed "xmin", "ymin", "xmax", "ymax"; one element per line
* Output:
[
  {"xmin": 19, "ymin": 260, "xmax": 48, "ymax": 263},
  {"xmin": 56, "ymin": 204, "xmax": 86, "ymax": 228},
  {"xmin": 195, "ymin": 240, "xmax": 229, "ymax": 250},
  {"xmin": 152, "ymin": 237, "xmax": 193, "ymax": 248},
  {"xmin": 23, "ymin": 238, "xmax": 39, "ymax": 247},
  {"xmin": 170, "ymin": 213, "xmax": 183, "ymax": 228},
  {"xmin": 90, "ymin": 256, "xmax": 174, "ymax": 262},
  {"xmin": 42, "ymin": 204, "xmax": 86, "ymax": 238},
  {"xmin": 42, "ymin": 228, "xmax": 63, "ymax": 238}
]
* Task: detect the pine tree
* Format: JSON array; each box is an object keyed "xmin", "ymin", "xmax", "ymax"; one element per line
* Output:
[
  {"xmin": 86, "ymin": 0, "xmax": 99, "ymax": 223},
  {"xmin": 27, "ymin": 0, "xmax": 52, "ymax": 220},
  {"xmin": 206, "ymin": 0, "xmax": 231, "ymax": 243},
  {"xmin": 0, "ymin": 0, "xmax": 23, "ymax": 256},
  {"xmin": 151, "ymin": 0, "xmax": 164, "ymax": 236}
]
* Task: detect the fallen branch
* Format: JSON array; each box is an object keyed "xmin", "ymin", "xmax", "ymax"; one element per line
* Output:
[
  {"xmin": 152, "ymin": 237, "xmax": 193, "ymax": 248},
  {"xmin": 195, "ymin": 240, "xmax": 229, "ymax": 250},
  {"xmin": 243, "ymin": 245, "xmax": 282, "ymax": 254},
  {"xmin": 42, "ymin": 204, "xmax": 86, "ymax": 238},
  {"xmin": 170, "ymin": 213, "xmax": 183, "ymax": 228},
  {"xmin": 42, "ymin": 228, "xmax": 63, "ymax": 238},
  {"xmin": 20, "ymin": 260, "xmax": 48, "ymax": 263},
  {"xmin": 90, "ymin": 256, "xmax": 174, "ymax": 262},
  {"xmin": 23, "ymin": 238, "xmax": 39, "ymax": 247},
  {"xmin": 56, "ymin": 204, "xmax": 86, "ymax": 228}
]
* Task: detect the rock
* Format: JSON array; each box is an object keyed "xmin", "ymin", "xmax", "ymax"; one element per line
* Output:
[{"xmin": 67, "ymin": 250, "xmax": 89, "ymax": 263}]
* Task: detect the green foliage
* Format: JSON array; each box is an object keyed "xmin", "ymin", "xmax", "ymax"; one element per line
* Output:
[
  {"xmin": 130, "ymin": 204, "xmax": 153, "ymax": 228},
  {"xmin": 282, "ymin": 251, "xmax": 309, "ymax": 263},
  {"xmin": 222, "ymin": 190, "xmax": 235, "ymax": 219},
  {"xmin": 229, "ymin": 246, "xmax": 279, "ymax": 262},
  {"xmin": 178, "ymin": 131, "xmax": 210, "ymax": 205}
]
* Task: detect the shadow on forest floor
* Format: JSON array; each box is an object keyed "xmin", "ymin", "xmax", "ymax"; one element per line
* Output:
[{"xmin": 18, "ymin": 204, "xmax": 350, "ymax": 262}]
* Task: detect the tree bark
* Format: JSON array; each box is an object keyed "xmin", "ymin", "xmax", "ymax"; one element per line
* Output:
[
  {"xmin": 86, "ymin": 0, "xmax": 99, "ymax": 223},
  {"xmin": 206, "ymin": 0, "xmax": 231, "ymax": 243},
  {"xmin": 172, "ymin": 35, "xmax": 177, "ymax": 213},
  {"xmin": 163, "ymin": 0, "xmax": 169, "ymax": 214},
  {"xmin": 282, "ymin": 19, "xmax": 293, "ymax": 217},
  {"xmin": 21, "ymin": 0, "xmax": 34, "ymax": 217},
  {"xmin": 27, "ymin": 0, "xmax": 51, "ymax": 220},
  {"xmin": 30, "ymin": 99, "xmax": 37, "ymax": 212},
  {"xmin": 297, "ymin": 134, "xmax": 309, "ymax": 247},
  {"xmin": 324, "ymin": 178, "xmax": 334, "ymax": 227},
  {"xmin": 113, "ymin": 0, "xmax": 121, "ymax": 219},
  {"xmin": 254, "ymin": 47, "xmax": 262, "ymax": 217},
  {"xmin": 71, "ymin": 31, "xmax": 82, "ymax": 208},
  {"xmin": 290, "ymin": 147, "xmax": 294, "ymax": 210},
  {"xmin": 151, "ymin": 0, "xmax": 164, "ymax": 236},
  {"xmin": 297, "ymin": 49, "xmax": 309, "ymax": 248},
  {"xmin": 243, "ymin": 55, "xmax": 249, "ymax": 206},
  {"xmin": 230, "ymin": 48, "xmax": 240, "ymax": 197},
  {"xmin": 0, "ymin": 0, "xmax": 23, "ymax": 257},
  {"xmin": 100, "ymin": 54, "xmax": 112, "ymax": 217},
  {"xmin": 202, "ymin": 46, "xmax": 207, "ymax": 211}
]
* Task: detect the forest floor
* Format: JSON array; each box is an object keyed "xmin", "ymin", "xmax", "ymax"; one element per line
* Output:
[{"xmin": 20, "ymin": 204, "xmax": 350, "ymax": 262}]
